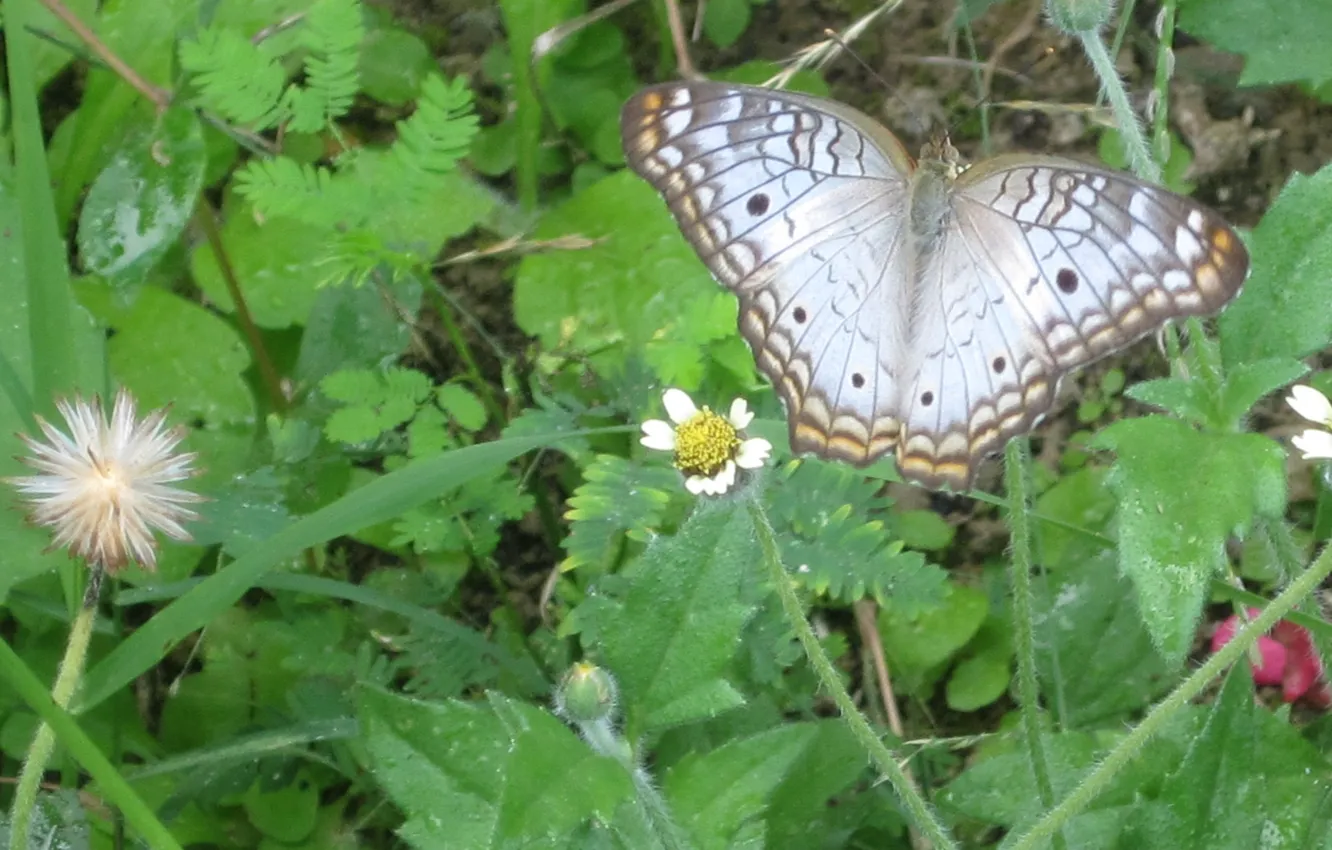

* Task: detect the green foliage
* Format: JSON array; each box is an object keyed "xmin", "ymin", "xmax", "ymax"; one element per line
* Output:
[
  {"xmin": 575, "ymin": 501, "xmax": 758, "ymax": 737},
  {"xmin": 766, "ymin": 459, "xmax": 948, "ymax": 609},
  {"xmin": 562, "ymin": 454, "xmax": 678, "ymax": 572},
  {"xmin": 1178, "ymin": 0, "xmax": 1332, "ymax": 87},
  {"xmin": 3, "ymin": 0, "xmax": 1331, "ymax": 847}
]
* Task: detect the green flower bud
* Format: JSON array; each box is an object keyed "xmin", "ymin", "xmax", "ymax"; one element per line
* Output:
[{"xmin": 554, "ymin": 662, "xmax": 619, "ymax": 726}]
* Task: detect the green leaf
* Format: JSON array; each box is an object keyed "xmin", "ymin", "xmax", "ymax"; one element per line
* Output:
[
  {"xmin": 295, "ymin": 273, "xmax": 424, "ymax": 386},
  {"xmin": 359, "ymin": 688, "xmax": 633, "ymax": 849},
  {"xmin": 1220, "ymin": 164, "xmax": 1332, "ymax": 367},
  {"xmin": 1126, "ymin": 377, "xmax": 1214, "ymax": 426},
  {"xmin": 878, "ymin": 582, "xmax": 989, "ymax": 695},
  {"xmin": 946, "ymin": 647, "xmax": 1011, "ymax": 712},
  {"xmin": 243, "ymin": 769, "xmax": 319, "ymax": 842},
  {"xmin": 703, "ymin": 0, "xmax": 751, "ymax": 48},
  {"xmin": 1213, "ymin": 358, "xmax": 1309, "ymax": 426},
  {"xmin": 563, "ymin": 455, "xmax": 678, "ymax": 573},
  {"xmin": 1091, "ymin": 418, "xmax": 1287, "ymax": 663},
  {"xmin": 1126, "ymin": 665, "xmax": 1332, "ymax": 848},
  {"xmin": 665, "ymin": 725, "xmax": 817, "ymax": 849},
  {"xmin": 1178, "ymin": 0, "xmax": 1332, "ymax": 87},
  {"xmin": 359, "ymin": 24, "xmax": 435, "ymax": 106},
  {"xmin": 766, "ymin": 460, "xmax": 947, "ymax": 609},
  {"xmin": 577, "ymin": 501, "xmax": 758, "ymax": 736},
  {"xmin": 763, "ymin": 721, "xmax": 867, "ymax": 849},
  {"xmin": 513, "ymin": 171, "xmax": 720, "ymax": 379},
  {"xmin": 189, "ymin": 205, "xmax": 327, "ymax": 328},
  {"xmin": 436, "ymin": 383, "xmax": 488, "ymax": 431}
]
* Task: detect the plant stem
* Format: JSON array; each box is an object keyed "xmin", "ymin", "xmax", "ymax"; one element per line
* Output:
[
  {"xmin": 1003, "ymin": 441, "xmax": 1063, "ymax": 849},
  {"xmin": 747, "ymin": 495, "xmax": 959, "ymax": 850},
  {"xmin": 1008, "ymin": 539, "xmax": 1332, "ymax": 850},
  {"xmin": 36, "ymin": 0, "xmax": 169, "ymax": 109},
  {"xmin": 1076, "ymin": 29, "xmax": 1160, "ymax": 183},
  {"xmin": 10, "ymin": 571, "xmax": 103, "ymax": 846}
]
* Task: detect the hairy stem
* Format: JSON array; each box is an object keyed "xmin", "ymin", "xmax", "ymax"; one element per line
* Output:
[
  {"xmin": 1008, "ymin": 540, "xmax": 1332, "ymax": 849},
  {"xmin": 1077, "ymin": 30, "xmax": 1160, "ymax": 182},
  {"xmin": 10, "ymin": 571, "xmax": 102, "ymax": 846},
  {"xmin": 1004, "ymin": 440, "xmax": 1064, "ymax": 850},
  {"xmin": 748, "ymin": 495, "xmax": 959, "ymax": 850}
]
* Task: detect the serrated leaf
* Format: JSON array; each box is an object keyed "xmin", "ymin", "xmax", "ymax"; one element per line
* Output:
[
  {"xmin": 578, "ymin": 501, "xmax": 758, "ymax": 735},
  {"xmin": 665, "ymin": 725, "xmax": 817, "ymax": 849},
  {"xmin": 1179, "ymin": 0, "xmax": 1332, "ymax": 87},
  {"xmin": 1220, "ymin": 163, "xmax": 1332, "ymax": 367},
  {"xmin": 359, "ymin": 688, "xmax": 634, "ymax": 849},
  {"xmin": 1126, "ymin": 377, "xmax": 1214, "ymax": 425},
  {"xmin": 563, "ymin": 455, "xmax": 677, "ymax": 572},
  {"xmin": 1214, "ymin": 358, "xmax": 1309, "ymax": 426},
  {"xmin": 78, "ymin": 107, "xmax": 205, "ymax": 286},
  {"xmin": 1091, "ymin": 418, "xmax": 1287, "ymax": 664}
]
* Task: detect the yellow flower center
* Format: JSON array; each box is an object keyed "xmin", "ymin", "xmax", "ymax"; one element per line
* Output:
[{"xmin": 673, "ymin": 408, "xmax": 740, "ymax": 477}]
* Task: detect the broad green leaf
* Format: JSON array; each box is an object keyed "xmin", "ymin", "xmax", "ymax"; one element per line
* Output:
[
  {"xmin": 1178, "ymin": 0, "xmax": 1332, "ymax": 87},
  {"xmin": 73, "ymin": 284, "xmax": 253, "ymax": 430},
  {"xmin": 878, "ymin": 582, "xmax": 988, "ymax": 695},
  {"xmin": 1220, "ymin": 164, "xmax": 1332, "ymax": 367},
  {"xmin": 665, "ymin": 725, "xmax": 817, "ymax": 849},
  {"xmin": 578, "ymin": 500, "xmax": 758, "ymax": 735},
  {"xmin": 189, "ymin": 204, "xmax": 327, "ymax": 328},
  {"xmin": 360, "ymin": 25, "xmax": 435, "ymax": 106},
  {"xmin": 513, "ymin": 170, "xmax": 720, "ymax": 380},
  {"xmin": 295, "ymin": 272, "xmax": 424, "ymax": 386},
  {"xmin": 437, "ymin": 383, "xmax": 488, "ymax": 431},
  {"xmin": 243, "ymin": 770, "xmax": 318, "ymax": 842},
  {"xmin": 764, "ymin": 722, "xmax": 867, "ymax": 849},
  {"xmin": 1125, "ymin": 666, "xmax": 1332, "ymax": 848},
  {"xmin": 77, "ymin": 108, "xmax": 206, "ymax": 287},
  {"xmin": 1214, "ymin": 357, "xmax": 1309, "ymax": 426},
  {"xmin": 1091, "ymin": 418, "xmax": 1287, "ymax": 663},
  {"xmin": 946, "ymin": 647, "xmax": 1011, "ymax": 712},
  {"xmin": 359, "ymin": 688, "xmax": 633, "ymax": 849},
  {"xmin": 703, "ymin": 0, "xmax": 751, "ymax": 47}
]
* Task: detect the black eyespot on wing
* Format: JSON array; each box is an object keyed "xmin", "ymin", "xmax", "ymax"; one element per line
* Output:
[
  {"xmin": 746, "ymin": 193, "xmax": 770, "ymax": 216},
  {"xmin": 851, "ymin": 373, "xmax": 865, "ymax": 388},
  {"xmin": 921, "ymin": 391, "xmax": 934, "ymax": 407},
  {"xmin": 1056, "ymin": 268, "xmax": 1079, "ymax": 294},
  {"xmin": 793, "ymin": 306, "xmax": 807, "ymax": 324},
  {"xmin": 992, "ymin": 356, "xmax": 1006, "ymax": 374}
]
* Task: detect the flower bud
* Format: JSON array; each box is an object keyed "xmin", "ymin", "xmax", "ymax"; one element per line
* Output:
[{"xmin": 554, "ymin": 662, "xmax": 619, "ymax": 726}]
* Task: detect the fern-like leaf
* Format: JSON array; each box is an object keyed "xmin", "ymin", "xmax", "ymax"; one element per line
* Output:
[
  {"xmin": 765, "ymin": 460, "xmax": 948, "ymax": 612},
  {"xmin": 289, "ymin": 0, "xmax": 364, "ymax": 132},
  {"xmin": 392, "ymin": 74, "xmax": 479, "ymax": 177},
  {"xmin": 179, "ymin": 28, "xmax": 285, "ymax": 128},
  {"xmin": 563, "ymin": 455, "xmax": 678, "ymax": 573}
]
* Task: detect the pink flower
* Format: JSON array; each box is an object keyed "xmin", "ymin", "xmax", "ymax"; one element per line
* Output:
[{"xmin": 1211, "ymin": 608, "xmax": 1332, "ymax": 708}]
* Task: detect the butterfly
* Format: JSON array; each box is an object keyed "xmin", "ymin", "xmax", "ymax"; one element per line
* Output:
[{"xmin": 620, "ymin": 81, "xmax": 1249, "ymax": 490}]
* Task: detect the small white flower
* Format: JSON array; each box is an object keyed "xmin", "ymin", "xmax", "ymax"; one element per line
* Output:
[
  {"xmin": 1288, "ymin": 385, "xmax": 1332, "ymax": 428},
  {"xmin": 640, "ymin": 388, "xmax": 772, "ymax": 496},
  {"xmin": 8, "ymin": 389, "xmax": 204, "ymax": 573},
  {"xmin": 1293, "ymin": 429, "xmax": 1332, "ymax": 461}
]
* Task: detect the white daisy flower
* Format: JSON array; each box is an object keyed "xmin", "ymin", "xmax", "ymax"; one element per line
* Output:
[
  {"xmin": 1288, "ymin": 385, "xmax": 1332, "ymax": 428},
  {"xmin": 640, "ymin": 388, "xmax": 772, "ymax": 496},
  {"xmin": 1288, "ymin": 386, "xmax": 1332, "ymax": 461},
  {"xmin": 8, "ymin": 389, "xmax": 204, "ymax": 573}
]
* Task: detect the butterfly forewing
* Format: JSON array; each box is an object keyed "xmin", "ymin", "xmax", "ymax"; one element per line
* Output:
[
  {"xmin": 621, "ymin": 82, "xmax": 916, "ymax": 463},
  {"xmin": 621, "ymin": 82, "xmax": 1250, "ymax": 490}
]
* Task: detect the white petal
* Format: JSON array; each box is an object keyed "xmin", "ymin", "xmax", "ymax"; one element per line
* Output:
[
  {"xmin": 685, "ymin": 475, "xmax": 708, "ymax": 495},
  {"xmin": 710, "ymin": 461, "xmax": 737, "ymax": 494},
  {"xmin": 1293, "ymin": 429, "xmax": 1332, "ymax": 460},
  {"xmin": 662, "ymin": 388, "xmax": 698, "ymax": 424},
  {"xmin": 728, "ymin": 398, "xmax": 754, "ymax": 429},
  {"xmin": 734, "ymin": 437, "xmax": 772, "ymax": 469},
  {"xmin": 1288, "ymin": 386, "xmax": 1332, "ymax": 426},
  {"xmin": 640, "ymin": 420, "xmax": 676, "ymax": 451}
]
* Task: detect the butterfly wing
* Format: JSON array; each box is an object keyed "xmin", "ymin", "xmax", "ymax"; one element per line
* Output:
[
  {"xmin": 621, "ymin": 82, "xmax": 918, "ymax": 463},
  {"xmin": 895, "ymin": 156, "xmax": 1249, "ymax": 488}
]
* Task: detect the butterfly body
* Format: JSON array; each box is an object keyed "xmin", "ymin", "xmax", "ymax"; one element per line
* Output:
[{"xmin": 621, "ymin": 81, "xmax": 1248, "ymax": 489}]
